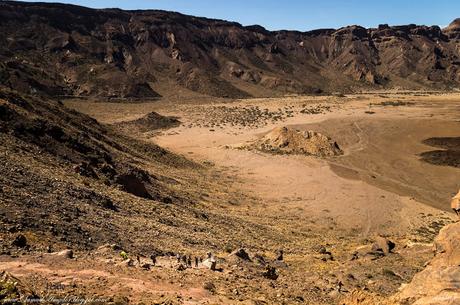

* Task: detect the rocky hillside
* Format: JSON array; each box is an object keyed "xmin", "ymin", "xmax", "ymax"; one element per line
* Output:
[
  {"xmin": 1, "ymin": 1, "xmax": 460, "ymax": 98},
  {"xmin": 0, "ymin": 85, "xmax": 191, "ymax": 252},
  {"xmin": 0, "ymin": 85, "xmax": 282, "ymax": 256}
]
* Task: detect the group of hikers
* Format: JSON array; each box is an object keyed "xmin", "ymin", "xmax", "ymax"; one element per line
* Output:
[
  {"xmin": 175, "ymin": 253, "xmax": 203, "ymax": 268},
  {"xmin": 128, "ymin": 191, "xmax": 460, "ymax": 270},
  {"xmin": 133, "ymin": 251, "xmax": 215, "ymax": 269}
]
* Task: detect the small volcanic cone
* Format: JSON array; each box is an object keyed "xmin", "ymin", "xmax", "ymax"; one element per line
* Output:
[
  {"xmin": 116, "ymin": 112, "xmax": 180, "ymax": 132},
  {"xmin": 246, "ymin": 126, "xmax": 343, "ymax": 157}
]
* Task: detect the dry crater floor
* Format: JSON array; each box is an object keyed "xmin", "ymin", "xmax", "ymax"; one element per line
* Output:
[{"xmin": 1, "ymin": 92, "xmax": 459, "ymax": 304}]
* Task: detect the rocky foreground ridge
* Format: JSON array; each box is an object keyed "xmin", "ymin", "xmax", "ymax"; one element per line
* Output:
[
  {"xmin": 343, "ymin": 221, "xmax": 460, "ymax": 304},
  {"xmin": 1, "ymin": 1, "xmax": 460, "ymax": 98},
  {"xmin": 394, "ymin": 221, "xmax": 460, "ymax": 304}
]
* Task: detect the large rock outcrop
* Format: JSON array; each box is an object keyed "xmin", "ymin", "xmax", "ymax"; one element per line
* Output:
[
  {"xmin": 244, "ymin": 126, "xmax": 343, "ymax": 157},
  {"xmin": 342, "ymin": 222, "xmax": 460, "ymax": 305},
  {"xmin": 394, "ymin": 222, "xmax": 460, "ymax": 304},
  {"xmin": 444, "ymin": 19, "xmax": 460, "ymax": 39}
]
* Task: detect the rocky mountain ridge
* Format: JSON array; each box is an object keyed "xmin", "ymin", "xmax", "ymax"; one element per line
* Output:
[{"xmin": 1, "ymin": 1, "xmax": 460, "ymax": 98}]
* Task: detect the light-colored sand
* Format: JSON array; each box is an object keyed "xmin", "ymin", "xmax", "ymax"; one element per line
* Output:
[
  {"xmin": 65, "ymin": 93, "xmax": 460, "ymax": 237},
  {"xmin": 147, "ymin": 94, "xmax": 459, "ymax": 237}
]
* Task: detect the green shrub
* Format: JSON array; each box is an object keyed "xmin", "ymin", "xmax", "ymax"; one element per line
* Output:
[{"xmin": 119, "ymin": 251, "xmax": 128, "ymax": 260}]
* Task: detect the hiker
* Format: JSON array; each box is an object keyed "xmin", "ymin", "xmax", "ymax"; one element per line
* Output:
[
  {"xmin": 136, "ymin": 255, "xmax": 141, "ymax": 265},
  {"xmin": 195, "ymin": 256, "xmax": 199, "ymax": 268},
  {"xmin": 187, "ymin": 256, "xmax": 192, "ymax": 267},
  {"xmin": 176, "ymin": 253, "xmax": 181, "ymax": 263},
  {"xmin": 276, "ymin": 249, "xmax": 283, "ymax": 261},
  {"xmin": 150, "ymin": 254, "xmax": 157, "ymax": 266},
  {"xmin": 451, "ymin": 189, "xmax": 460, "ymax": 219}
]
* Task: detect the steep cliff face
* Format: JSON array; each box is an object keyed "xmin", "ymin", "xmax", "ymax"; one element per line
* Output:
[
  {"xmin": 394, "ymin": 221, "xmax": 460, "ymax": 304},
  {"xmin": 1, "ymin": 1, "xmax": 460, "ymax": 98}
]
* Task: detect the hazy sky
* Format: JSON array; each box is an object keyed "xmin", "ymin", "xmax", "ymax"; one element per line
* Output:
[{"xmin": 23, "ymin": 0, "xmax": 458, "ymax": 31}]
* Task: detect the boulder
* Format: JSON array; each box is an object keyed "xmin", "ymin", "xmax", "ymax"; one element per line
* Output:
[
  {"xmin": 230, "ymin": 248, "xmax": 251, "ymax": 261},
  {"xmin": 320, "ymin": 253, "xmax": 334, "ymax": 261},
  {"xmin": 116, "ymin": 173, "xmax": 151, "ymax": 199},
  {"xmin": 96, "ymin": 243, "xmax": 121, "ymax": 253},
  {"xmin": 318, "ymin": 246, "xmax": 328, "ymax": 254},
  {"xmin": 315, "ymin": 246, "xmax": 334, "ymax": 261},
  {"xmin": 203, "ymin": 281, "xmax": 216, "ymax": 293},
  {"xmin": 117, "ymin": 258, "xmax": 134, "ymax": 267},
  {"xmin": 55, "ymin": 249, "xmax": 73, "ymax": 259},
  {"xmin": 262, "ymin": 265, "xmax": 278, "ymax": 280},
  {"xmin": 202, "ymin": 257, "xmax": 217, "ymax": 271},
  {"xmin": 371, "ymin": 236, "xmax": 395, "ymax": 255},
  {"xmin": 11, "ymin": 234, "xmax": 27, "ymax": 248}
]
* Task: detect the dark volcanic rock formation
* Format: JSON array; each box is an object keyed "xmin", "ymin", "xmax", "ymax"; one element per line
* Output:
[
  {"xmin": 0, "ymin": 85, "xmax": 196, "ymax": 251},
  {"xmin": 1, "ymin": 1, "xmax": 460, "ymax": 98},
  {"xmin": 115, "ymin": 112, "xmax": 180, "ymax": 132}
]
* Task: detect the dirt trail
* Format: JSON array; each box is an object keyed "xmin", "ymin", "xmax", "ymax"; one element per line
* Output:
[{"xmin": 0, "ymin": 256, "xmax": 216, "ymax": 304}]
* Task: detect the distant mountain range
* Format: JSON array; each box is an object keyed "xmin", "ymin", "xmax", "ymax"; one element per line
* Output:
[{"xmin": 1, "ymin": 1, "xmax": 460, "ymax": 98}]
